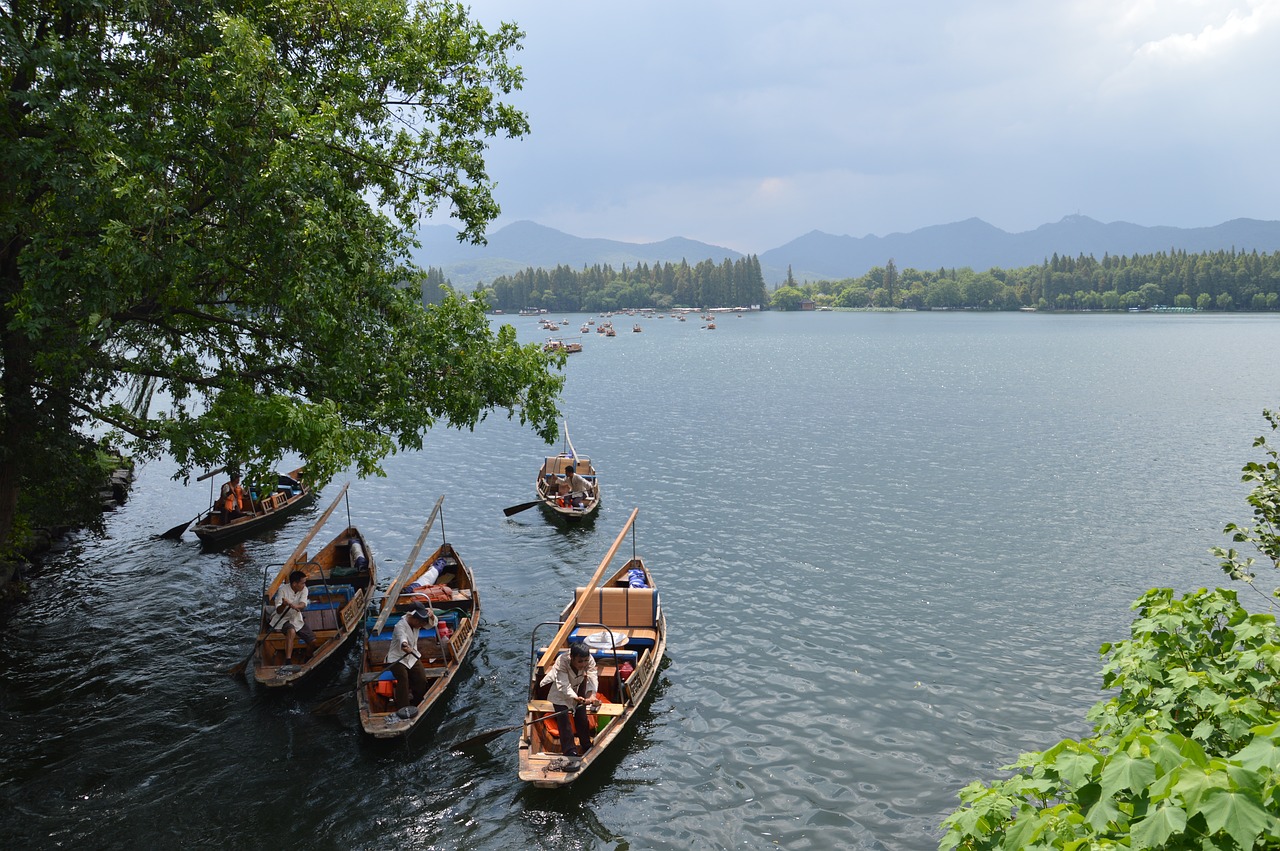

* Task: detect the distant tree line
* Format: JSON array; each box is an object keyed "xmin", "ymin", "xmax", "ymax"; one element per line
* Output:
[
  {"xmin": 474, "ymin": 257, "xmax": 769, "ymax": 312},
  {"xmin": 772, "ymin": 248, "xmax": 1280, "ymax": 311}
]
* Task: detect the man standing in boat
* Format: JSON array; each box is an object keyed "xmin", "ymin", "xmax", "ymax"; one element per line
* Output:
[
  {"xmin": 271, "ymin": 569, "xmax": 317, "ymax": 666},
  {"xmin": 541, "ymin": 643, "xmax": 600, "ymax": 759},
  {"xmin": 387, "ymin": 603, "xmax": 435, "ymax": 714},
  {"xmin": 561, "ymin": 465, "xmax": 595, "ymax": 508}
]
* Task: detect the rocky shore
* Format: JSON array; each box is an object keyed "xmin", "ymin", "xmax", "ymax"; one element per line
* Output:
[{"xmin": 0, "ymin": 457, "xmax": 134, "ymax": 602}]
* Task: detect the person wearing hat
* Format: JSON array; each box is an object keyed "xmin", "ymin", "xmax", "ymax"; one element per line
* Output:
[{"xmin": 386, "ymin": 603, "xmax": 437, "ymax": 710}]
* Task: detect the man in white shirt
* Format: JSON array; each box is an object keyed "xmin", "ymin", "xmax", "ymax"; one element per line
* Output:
[
  {"xmin": 386, "ymin": 603, "xmax": 435, "ymax": 710},
  {"xmin": 271, "ymin": 570, "xmax": 316, "ymax": 664}
]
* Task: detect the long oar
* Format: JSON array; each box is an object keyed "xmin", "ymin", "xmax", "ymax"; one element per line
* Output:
[
  {"xmin": 157, "ymin": 511, "xmax": 201, "ymax": 540},
  {"xmin": 536, "ymin": 507, "xmax": 638, "ymax": 671},
  {"xmin": 312, "ymin": 647, "xmax": 421, "ymax": 715},
  {"xmin": 503, "ymin": 499, "xmax": 545, "ymax": 517},
  {"xmin": 226, "ymin": 605, "xmax": 292, "ymax": 677},
  {"xmin": 264, "ymin": 482, "xmax": 350, "ymax": 601},
  {"xmin": 159, "ymin": 465, "xmax": 230, "ymax": 538},
  {"xmin": 372, "ymin": 496, "xmax": 445, "ymax": 637},
  {"xmin": 450, "ymin": 708, "xmax": 571, "ymax": 751}
]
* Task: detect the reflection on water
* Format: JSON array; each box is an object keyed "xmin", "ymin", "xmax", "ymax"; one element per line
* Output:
[{"xmin": 3, "ymin": 311, "xmax": 1280, "ymax": 849}]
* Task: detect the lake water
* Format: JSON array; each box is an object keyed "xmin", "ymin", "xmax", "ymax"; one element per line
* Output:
[{"xmin": 3, "ymin": 310, "xmax": 1279, "ymax": 850}]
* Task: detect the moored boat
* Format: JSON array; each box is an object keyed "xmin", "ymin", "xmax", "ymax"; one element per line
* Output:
[
  {"xmin": 517, "ymin": 508, "xmax": 665, "ymax": 787},
  {"xmin": 356, "ymin": 497, "xmax": 480, "ymax": 737},
  {"xmin": 193, "ymin": 467, "xmax": 315, "ymax": 547},
  {"xmin": 250, "ymin": 484, "xmax": 375, "ymax": 687}
]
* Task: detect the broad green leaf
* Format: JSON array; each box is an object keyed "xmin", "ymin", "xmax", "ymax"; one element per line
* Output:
[{"xmin": 1130, "ymin": 804, "xmax": 1188, "ymax": 849}]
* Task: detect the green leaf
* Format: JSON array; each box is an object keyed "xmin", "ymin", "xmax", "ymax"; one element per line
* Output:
[
  {"xmin": 1101, "ymin": 752, "xmax": 1157, "ymax": 799},
  {"xmin": 1193, "ymin": 788, "xmax": 1274, "ymax": 850},
  {"xmin": 1130, "ymin": 803, "xmax": 1188, "ymax": 849}
]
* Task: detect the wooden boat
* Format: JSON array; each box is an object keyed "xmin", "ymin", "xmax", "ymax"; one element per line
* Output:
[
  {"xmin": 251, "ymin": 484, "xmax": 375, "ymax": 687},
  {"xmin": 356, "ymin": 497, "xmax": 480, "ymax": 737},
  {"xmin": 192, "ymin": 467, "xmax": 315, "ymax": 547},
  {"xmin": 535, "ymin": 452, "xmax": 600, "ymax": 522},
  {"xmin": 544, "ymin": 338, "xmax": 583, "ymax": 354},
  {"xmin": 518, "ymin": 508, "xmax": 665, "ymax": 787}
]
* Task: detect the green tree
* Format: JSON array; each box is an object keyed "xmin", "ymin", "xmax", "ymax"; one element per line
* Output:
[
  {"xmin": 940, "ymin": 587, "xmax": 1280, "ymax": 850},
  {"xmin": 770, "ymin": 285, "xmax": 806, "ymax": 311},
  {"xmin": 943, "ymin": 411, "xmax": 1280, "ymax": 849},
  {"xmin": 0, "ymin": 0, "xmax": 563, "ymax": 553}
]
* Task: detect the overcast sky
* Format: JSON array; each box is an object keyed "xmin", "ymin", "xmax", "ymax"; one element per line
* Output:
[{"xmin": 450, "ymin": 1, "xmax": 1280, "ymax": 254}]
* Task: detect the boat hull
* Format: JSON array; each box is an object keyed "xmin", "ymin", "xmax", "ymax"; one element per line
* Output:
[
  {"xmin": 356, "ymin": 542, "xmax": 481, "ymax": 738},
  {"xmin": 517, "ymin": 555, "xmax": 665, "ymax": 787},
  {"xmin": 193, "ymin": 469, "xmax": 315, "ymax": 548},
  {"xmin": 252, "ymin": 525, "xmax": 375, "ymax": 688}
]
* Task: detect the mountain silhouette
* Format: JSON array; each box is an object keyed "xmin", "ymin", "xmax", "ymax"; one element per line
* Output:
[{"xmin": 412, "ymin": 216, "xmax": 1280, "ymax": 287}]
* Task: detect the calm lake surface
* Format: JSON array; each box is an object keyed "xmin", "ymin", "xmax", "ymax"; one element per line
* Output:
[{"xmin": 3, "ymin": 310, "xmax": 1280, "ymax": 850}]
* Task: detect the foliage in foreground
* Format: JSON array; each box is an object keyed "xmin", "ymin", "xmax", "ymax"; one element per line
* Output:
[
  {"xmin": 1214, "ymin": 409, "xmax": 1280, "ymax": 593},
  {"xmin": 939, "ymin": 587, "xmax": 1280, "ymax": 850},
  {"xmin": 1, "ymin": 0, "xmax": 564, "ymax": 552}
]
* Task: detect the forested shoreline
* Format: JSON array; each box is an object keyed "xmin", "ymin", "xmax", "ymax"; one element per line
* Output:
[
  {"xmin": 777, "ymin": 248, "xmax": 1280, "ymax": 311},
  {"xmin": 470, "ymin": 256, "xmax": 770, "ymax": 312},
  {"xmin": 433, "ymin": 248, "xmax": 1280, "ymax": 312}
]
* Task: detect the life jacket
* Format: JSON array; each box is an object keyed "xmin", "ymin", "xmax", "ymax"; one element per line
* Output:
[{"xmin": 222, "ymin": 482, "xmax": 247, "ymax": 513}]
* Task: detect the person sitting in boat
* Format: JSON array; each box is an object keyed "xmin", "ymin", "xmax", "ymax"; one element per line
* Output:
[
  {"xmin": 387, "ymin": 603, "xmax": 436, "ymax": 712},
  {"xmin": 271, "ymin": 570, "xmax": 317, "ymax": 665},
  {"xmin": 219, "ymin": 472, "xmax": 249, "ymax": 523},
  {"xmin": 540, "ymin": 642, "xmax": 600, "ymax": 758},
  {"xmin": 561, "ymin": 465, "xmax": 595, "ymax": 508}
]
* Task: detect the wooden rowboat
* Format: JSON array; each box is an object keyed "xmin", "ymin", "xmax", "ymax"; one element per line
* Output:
[
  {"xmin": 518, "ymin": 508, "xmax": 666, "ymax": 787},
  {"xmin": 356, "ymin": 497, "xmax": 481, "ymax": 737},
  {"xmin": 192, "ymin": 467, "xmax": 315, "ymax": 548},
  {"xmin": 535, "ymin": 453, "xmax": 601, "ymax": 521},
  {"xmin": 251, "ymin": 485, "xmax": 375, "ymax": 687}
]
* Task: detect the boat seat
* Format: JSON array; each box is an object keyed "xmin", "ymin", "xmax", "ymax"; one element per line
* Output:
[{"xmin": 572, "ymin": 587, "xmax": 659, "ymax": 629}]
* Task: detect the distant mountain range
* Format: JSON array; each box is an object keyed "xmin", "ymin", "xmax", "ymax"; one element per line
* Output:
[{"xmin": 411, "ymin": 216, "xmax": 1280, "ymax": 288}]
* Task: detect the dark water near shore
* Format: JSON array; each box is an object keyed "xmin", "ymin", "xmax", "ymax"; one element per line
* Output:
[{"xmin": 3, "ymin": 310, "xmax": 1280, "ymax": 850}]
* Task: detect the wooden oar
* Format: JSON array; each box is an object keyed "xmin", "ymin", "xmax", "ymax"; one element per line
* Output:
[
  {"xmin": 450, "ymin": 708, "xmax": 571, "ymax": 751},
  {"xmin": 503, "ymin": 499, "xmax": 545, "ymax": 517},
  {"xmin": 226, "ymin": 604, "xmax": 292, "ymax": 677},
  {"xmin": 310, "ymin": 671, "xmax": 387, "ymax": 715},
  {"xmin": 536, "ymin": 507, "xmax": 638, "ymax": 671},
  {"xmin": 372, "ymin": 495, "xmax": 445, "ymax": 636},
  {"xmin": 157, "ymin": 511, "xmax": 201, "ymax": 540},
  {"xmin": 312, "ymin": 646, "xmax": 421, "ymax": 715}
]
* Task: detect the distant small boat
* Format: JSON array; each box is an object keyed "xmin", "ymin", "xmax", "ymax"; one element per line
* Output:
[
  {"xmin": 544, "ymin": 339, "xmax": 582, "ymax": 354},
  {"xmin": 632, "ymin": 324, "xmax": 642, "ymax": 333},
  {"xmin": 192, "ymin": 467, "xmax": 315, "ymax": 548},
  {"xmin": 533, "ymin": 424, "xmax": 600, "ymax": 522}
]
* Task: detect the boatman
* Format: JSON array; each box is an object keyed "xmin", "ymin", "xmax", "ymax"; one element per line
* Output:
[
  {"xmin": 271, "ymin": 569, "xmax": 317, "ymax": 666},
  {"xmin": 561, "ymin": 464, "xmax": 596, "ymax": 508},
  {"xmin": 540, "ymin": 642, "xmax": 600, "ymax": 759},
  {"xmin": 387, "ymin": 603, "xmax": 436, "ymax": 713},
  {"xmin": 220, "ymin": 471, "xmax": 249, "ymax": 523}
]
